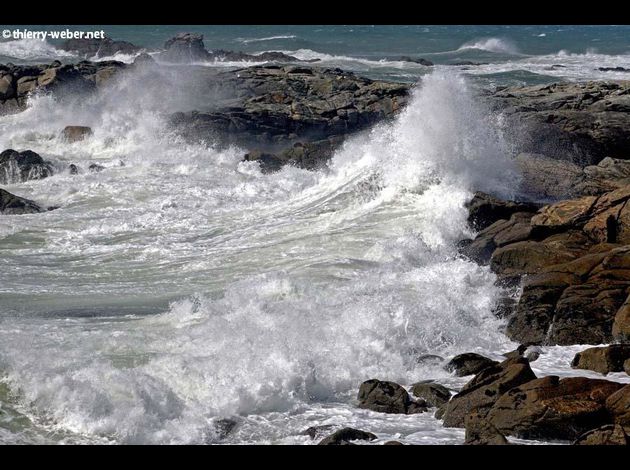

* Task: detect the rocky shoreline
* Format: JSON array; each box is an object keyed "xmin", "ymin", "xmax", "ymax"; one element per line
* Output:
[{"xmin": 2, "ymin": 34, "xmax": 630, "ymax": 445}]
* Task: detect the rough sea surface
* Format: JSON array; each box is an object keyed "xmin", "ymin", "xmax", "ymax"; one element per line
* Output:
[{"xmin": 0, "ymin": 25, "xmax": 629, "ymax": 444}]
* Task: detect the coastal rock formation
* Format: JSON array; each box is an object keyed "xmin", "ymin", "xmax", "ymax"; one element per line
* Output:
[
  {"xmin": 410, "ymin": 381, "xmax": 452, "ymax": 408},
  {"xmin": 571, "ymin": 344, "xmax": 630, "ymax": 375},
  {"xmin": 489, "ymin": 81, "xmax": 630, "ymax": 166},
  {"xmin": 464, "ymin": 411, "xmax": 510, "ymax": 445},
  {"xmin": 485, "ymin": 376, "xmax": 624, "ymax": 440},
  {"xmin": 61, "ymin": 126, "xmax": 93, "ymax": 143},
  {"xmin": 169, "ymin": 65, "xmax": 410, "ymax": 169},
  {"xmin": 318, "ymin": 427, "xmax": 377, "ymax": 445},
  {"xmin": 605, "ymin": 384, "xmax": 630, "ymax": 428},
  {"xmin": 573, "ymin": 424, "xmax": 629, "ymax": 445},
  {"xmin": 442, "ymin": 357, "xmax": 537, "ymax": 427},
  {"xmin": 59, "ymin": 37, "xmax": 145, "ymax": 58},
  {"xmin": 357, "ymin": 379, "xmax": 427, "ymax": 414},
  {"xmin": 443, "ymin": 352, "xmax": 498, "ymax": 377},
  {"xmin": 156, "ymin": 33, "xmax": 304, "ymax": 64},
  {"xmin": 0, "ymin": 149, "xmax": 53, "ymax": 184},
  {"xmin": 0, "ymin": 188, "xmax": 46, "ymax": 215}
]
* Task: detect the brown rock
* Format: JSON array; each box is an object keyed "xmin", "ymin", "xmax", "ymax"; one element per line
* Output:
[
  {"xmin": 464, "ymin": 410, "xmax": 509, "ymax": 445},
  {"xmin": 318, "ymin": 427, "xmax": 377, "ymax": 446},
  {"xmin": 442, "ymin": 357, "xmax": 537, "ymax": 428},
  {"xmin": 61, "ymin": 126, "xmax": 93, "ymax": 143},
  {"xmin": 486, "ymin": 376, "xmax": 624, "ymax": 440},
  {"xmin": 573, "ymin": 424, "xmax": 629, "ymax": 445},
  {"xmin": 605, "ymin": 384, "xmax": 630, "ymax": 428},
  {"xmin": 410, "ymin": 382, "xmax": 452, "ymax": 408},
  {"xmin": 571, "ymin": 344, "xmax": 630, "ymax": 375},
  {"xmin": 444, "ymin": 353, "xmax": 498, "ymax": 377},
  {"xmin": 357, "ymin": 379, "xmax": 426, "ymax": 414}
]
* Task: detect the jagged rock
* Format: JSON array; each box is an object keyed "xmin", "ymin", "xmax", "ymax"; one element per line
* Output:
[
  {"xmin": 61, "ymin": 126, "xmax": 93, "ymax": 143},
  {"xmin": 464, "ymin": 411, "xmax": 510, "ymax": 445},
  {"xmin": 0, "ymin": 188, "xmax": 45, "ymax": 215},
  {"xmin": 59, "ymin": 37, "xmax": 144, "ymax": 58},
  {"xmin": 571, "ymin": 344, "xmax": 630, "ymax": 375},
  {"xmin": 489, "ymin": 81, "xmax": 630, "ymax": 166},
  {"xmin": 410, "ymin": 381, "xmax": 452, "ymax": 408},
  {"xmin": 605, "ymin": 384, "xmax": 630, "ymax": 428},
  {"xmin": 442, "ymin": 357, "xmax": 537, "ymax": 428},
  {"xmin": 466, "ymin": 191, "xmax": 540, "ymax": 231},
  {"xmin": 444, "ymin": 353, "xmax": 498, "ymax": 377},
  {"xmin": 357, "ymin": 379, "xmax": 427, "ymax": 414},
  {"xmin": 318, "ymin": 427, "xmax": 377, "ymax": 445},
  {"xmin": 573, "ymin": 424, "xmax": 629, "ymax": 445},
  {"xmin": 0, "ymin": 149, "xmax": 53, "ymax": 184},
  {"xmin": 486, "ymin": 376, "xmax": 624, "ymax": 440}
]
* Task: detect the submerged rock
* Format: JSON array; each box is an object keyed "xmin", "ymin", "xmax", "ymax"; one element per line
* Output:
[
  {"xmin": 318, "ymin": 427, "xmax": 377, "ymax": 445},
  {"xmin": 571, "ymin": 344, "xmax": 630, "ymax": 375},
  {"xmin": 0, "ymin": 188, "xmax": 47, "ymax": 215},
  {"xmin": 301, "ymin": 424, "xmax": 335, "ymax": 439},
  {"xmin": 61, "ymin": 125, "xmax": 93, "ymax": 142},
  {"xmin": 0, "ymin": 149, "xmax": 53, "ymax": 184}
]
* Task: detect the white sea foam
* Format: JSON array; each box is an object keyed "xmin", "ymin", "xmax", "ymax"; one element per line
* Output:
[
  {"xmin": 457, "ymin": 37, "xmax": 521, "ymax": 55},
  {"xmin": 0, "ymin": 38, "xmax": 75, "ymax": 61},
  {"xmin": 238, "ymin": 35, "xmax": 297, "ymax": 44},
  {"xmin": 0, "ymin": 70, "xmax": 523, "ymax": 443}
]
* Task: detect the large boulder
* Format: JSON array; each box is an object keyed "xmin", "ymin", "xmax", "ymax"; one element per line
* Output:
[
  {"xmin": 158, "ymin": 33, "xmax": 211, "ymax": 63},
  {"xmin": 442, "ymin": 357, "xmax": 537, "ymax": 427},
  {"xmin": 410, "ymin": 381, "xmax": 452, "ymax": 408},
  {"xmin": 357, "ymin": 379, "xmax": 426, "ymax": 414},
  {"xmin": 571, "ymin": 344, "xmax": 630, "ymax": 375},
  {"xmin": 464, "ymin": 411, "xmax": 510, "ymax": 445},
  {"xmin": 573, "ymin": 424, "xmax": 629, "ymax": 445},
  {"xmin": 0, "ymin": 149, "xmax": 53, "ymax": 184},
  {"xmin": 444, "ymin": 353, "xmax": 498, "ymax": 377},
  {"xmin": 0, "ymin": 188, "xmax": 46, "ymax": 215},
  {"xmin": 486, "ymin": 376, "xmax": 624, "ymax": 440},
  {"xmin": 318, "ymin": 427, "xmax": 377, "ymax": 446},
  {"xmin": 61, "ymin": 126, "xmax": 93, "ymax": 143},
  {"xmin": 59, "ymin": 37, "xmax": 144, "ymax": 58},
  {"xmin": 466, "ymin": 191, "xmax": 540, "ymax": 231}
]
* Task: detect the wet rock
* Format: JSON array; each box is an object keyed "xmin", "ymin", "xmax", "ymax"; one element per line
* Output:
[
  {"xmin": 515, "ymin": 153, "xmax": 584, "ymax": 200},
  {"xmin": 442, "ymin": 357, "xmax": 537, "ymax": 428},
  {"xmin": 415, "ymin": 354, "xmax": 445, "ymax": 366},
  {"xmin": 357, "ymin": 379, "xmax": 426, "ymax": 414},
  {"xmin": 59, "ymin": 37, "xmax": 144, "ymax": 58},
  {"xmin": 133, "ymin": 53, "xmax": 156, "ymax": 66},
  {"xmin": 464, "ymin": 411, "xmax": 510, "ymax": 445},
  {"xmin": 598, "ymin": 67, "xmax": 630, "ymax": 72},
  {"xmin": 383, "ymin": 440, "xmax": 404, "ymax": 445},
  {"xmin": 605, "ymin": 384, "xmax": 630, "ymax": 428},
  {"xmin": 444, "ymin": 353, "xmax": 498, "ymax": 377},
  {"xmin": 301, "ymin": 424, "xmax": 335, "ymax": 439},
  {"xmin": 318, "ymin": 427, "xmax": 377, "ymax": 446},
  {"xmin": 88, "ymin": 163, "xmax": 105, "ymax": 173},
  {"xmin": 159, "ymin": 33, "xmax": 210, "ymax": 63},
  {"xmin": 410, "ymin": 381, "xmax": 452, "ymax": 408},
  {"xmin": 486, "ymin": 376, "xmax": 624, "ymax": 440},
  {"xmin": 466, "ymin": 191, "xmax": 540, "ymax": 232},
  {"xmin": 490, "ymin": 81, "xmax": 630, "ymax": 165},
  {"xmin": 214, "ymin": 418, "xmax": 238, "ymax": 439},
  {"xmin": 0, "ymin": 71, "xmax": 16, "ymax": 100},
  {"xmin": 69, "ymin": 164, "xmax": 79, "ymax": 175},
  {"xmin": 571, "ymin": 344, "xmax": 630, "ymax": 375},
  {"xmin": 0, "ymin": 188, "xmax": 45, "ymax": 215},
  {"xmin": 61, "ymin": 125, "xmax": 93, "ymax": 143},
  {"xmin": 396, "ymin": 56, "xmax": 434, "ymax": 66},
  {"xmin": 0, "ymin": 149, "xmax": 53, "ymax": 184},
  {"xmin": 573, "ymin": 424, "xmax": 629, "ymax": 445}
]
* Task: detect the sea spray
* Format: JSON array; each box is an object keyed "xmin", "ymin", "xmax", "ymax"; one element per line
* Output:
[{"xmin": 0, "ymin": 70, "xmax": 517, "ymax": 443}]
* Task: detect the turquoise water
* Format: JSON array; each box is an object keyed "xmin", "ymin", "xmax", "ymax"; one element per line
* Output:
[{"xmin": 1, "ymin": 25, "xmax": 629, "ymax": 85}]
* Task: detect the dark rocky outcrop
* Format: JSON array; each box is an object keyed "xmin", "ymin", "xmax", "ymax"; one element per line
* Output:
[
  {"xmin": 156, "ymin": 33, "xmax": 304, "ymax": 65},
  {"xmin": 605, "ymin": 384, "xmax": 630, "ymax": 428},
  {"xmin": 0, "ymin": 188, "xmax": 47, "ymax": 215},
  {"xmin": 301, "ymin": 424, "xmax": 335, "ymax": 439},
  {"xmin": 318, "ymin": 427, "xmax": 377, "ymax": 446},
  {"xmin": 59, "ymin": 37, "xmax": 145, "ymax": 58},
  {"xmin": 396, "ymin": 57, "xmax": 433, "ymax": 66},
  {"xmin": 410, "ymin": 381, "xmax": 452, "ymax": 408},
  {"xmin": 573, "ymin": 424, "xmax": 629, "ymax": 445},
  {"xmin": 357, "ymin": 379, "xmax": 427, "ymax": 414},
  {"xmin": 61, "ymin": 125, "xmax": 93, "ymax": 143},
  {"xmin": 486, "ymin": 376, "xmax": 624, "ymax": 440},
  {"xmin": 599, "ymin": 67, "xmax": 630, "ymax": 73},
  {"xmin": 489, "ymin": 81, "xmax": 630, "ymax": 166},
  {"xmin": 466, "ymin": 191, "xmax": 541, "ymax": 232},
  {"xmin": 444, "ymin": 353, "xmax": 498, "ymax": 377},
  {"xmin": 571, "ymin": 344, "xmax": 630, "ymax": 375},
  {"xmin": 442, "ymin": 357, "xmax": 537, "ymax": 427},
  {"xmin": 0, "ymin": 149, "xmax": 53, "ymax": 184},
  {"xmin": 464, "ymin": 411, "xmax": 510, "ymax": 445}
]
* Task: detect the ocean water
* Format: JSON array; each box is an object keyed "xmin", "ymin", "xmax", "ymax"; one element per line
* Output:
[{"xmin": 0, "ymin": 26, "xmax": 629, "ymax": 445}]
